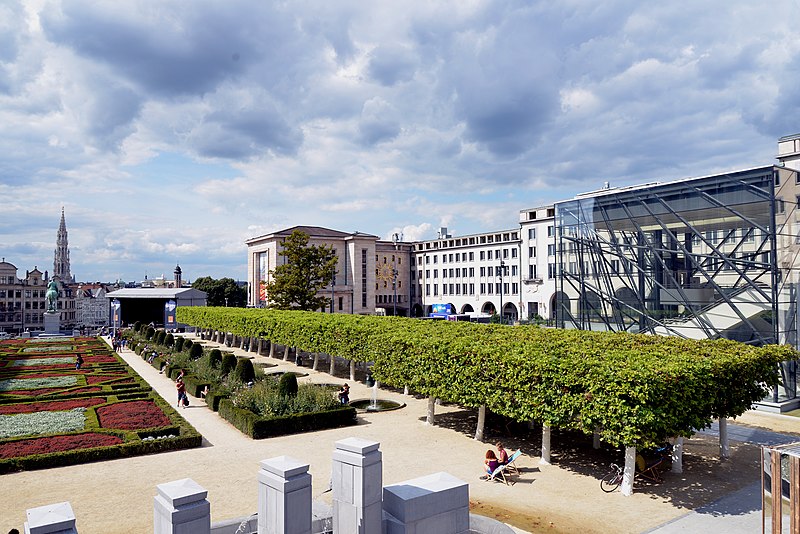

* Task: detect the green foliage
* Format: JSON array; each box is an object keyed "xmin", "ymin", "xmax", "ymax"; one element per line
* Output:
[
  {"xmin": 233, "ymin": 358, "xmax": 255, "ymax": 384},
  {"xmin": 192, "ymin": 276, "xmax": 247, "ymax": 307},
  {"xmin": 183, "ymin": 339, "xmax": 193, "ymax": 351},
  {"xmin": 278, "ymin": 373, "xmax": 299, "ymax": 398},
  {"xmin": 133, "ymin": 321, "xmax": 142, "ymax": 333},
  {"xmin": 155, "ymin": 330, "xmax": 166, "ymax": 345},
  {"xmin": 218, "ymin": 399, "xmax": 356, "ymax": 439},
  {"xmin": 264, "ymin": 230, "xmax": 338, "ymax": 311},
  {"xmin": 177, "ymin": 306, "xmax": 799, "ymax": 448},
  {"xmin": 145, "ymin": 326, "xmax": 155, "ymax": 340},
  {"xmin": 220, "ymin": 354, "xmax": 237, "ymax": 377},
  {"xmin": 165, "ymin": 333, "xmax": 174, "ymax": 347},
  {"xmin": 174, "ymin": 337, "xmax": 184, "ymax": 352},
  {"xmin": 188, "ymin": 343, "xmax": 203, "ymax": 360},
  {"xmin": 208, "ymin": 348, "xmax": 222, "ymax": 368}
]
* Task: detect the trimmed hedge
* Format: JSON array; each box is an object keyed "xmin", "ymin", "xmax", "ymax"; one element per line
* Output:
[{"xmin": 218, "ymin": 399, "xmax": 356, "ymax": 439}]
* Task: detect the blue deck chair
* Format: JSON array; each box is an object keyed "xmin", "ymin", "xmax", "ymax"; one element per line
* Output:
[{"xmin": 486, "ymin": 450, "xmax": 522, "ymax": 485}]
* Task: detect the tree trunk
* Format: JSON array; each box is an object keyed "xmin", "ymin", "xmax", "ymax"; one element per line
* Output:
[
  {"xmin": 283, "ymin": 345, "xmax": 291, "ymax": 361},
  {"xmin": 329, "ymin": 354, "xmax": 336, "ymax": 376},
  {"xmin": 403, "ymin": 385, "xmax": 409, "ymax": 395},
  {"xmin": 621, "ymin": 447, "xmax": 636, "ymax": 496},
  {"xmin": 593, "ymin": 427, "xmax": 601, "ymax": 449},
  {"xmin": 312, "ymin": 353, "xmax": 319, "ymax": 371},
  {"xmin": 474, "ymin": 405, "xmax": 486, "ymax": 441},
  {"xmin": 540, "ymin": 426, "xmax": 551, "ymax": 465},
  {"xmin": 426, "ymin": 396, "xmax": 436, "ymax": 425},
  {"xmin": 719, "ymin": 418, "xmax": 730, "ymax": 459},
  {"xmin": 269, "ymin": 341, "xmax": 275, "ymax": 359},
  {"xmin": 671, "ymin": 436, "xmax": 684, "ymax": 473},
  {"xmin": 349, "ymin": 360, "xmax": 356, "ymax": 381}
]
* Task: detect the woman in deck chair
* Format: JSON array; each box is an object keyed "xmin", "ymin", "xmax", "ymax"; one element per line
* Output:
[
  {"xmin": 482, "ymin": 450, "xmax": 500, "ymax": 479},
  {"xmin": 496, "ymin": 442, "xmax": 509, "ymax": 465}
]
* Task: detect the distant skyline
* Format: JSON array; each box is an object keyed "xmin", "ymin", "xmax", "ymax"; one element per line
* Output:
[{"xmin": 1, "ymin": 1, "xmax": 799, "ymax": 283}]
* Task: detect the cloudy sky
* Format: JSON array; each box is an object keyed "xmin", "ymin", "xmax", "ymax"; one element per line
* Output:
[{"xmin": 1, "ymin": 1, "xmax": 798, "ymax": 283}]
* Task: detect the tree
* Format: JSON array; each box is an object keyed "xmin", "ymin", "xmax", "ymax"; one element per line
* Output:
[
  {"xmin": 192, "ymin": 276, "xmax": 246, "ymax": 307},
  {"xmin": 265, "ymin": 230, "xmax": 337, "ymax": 311}
]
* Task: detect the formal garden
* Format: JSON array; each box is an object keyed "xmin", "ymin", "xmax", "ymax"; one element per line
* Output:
[
  {"xmin": 0, "ymin": 336, "xmax": 201, "ymax": 473},
  {"xmin": 123, "ymin": 323, "xmax": 357, "ymax": 439}
]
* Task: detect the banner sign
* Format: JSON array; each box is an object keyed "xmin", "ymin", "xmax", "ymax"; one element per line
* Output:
[
  {"xmin": 164, "ymin": 300, "xmax": 177, "ymax": 327},
  {"xmin": 431, "ymin": 303, "xmax": 453, "ymax": 315}
]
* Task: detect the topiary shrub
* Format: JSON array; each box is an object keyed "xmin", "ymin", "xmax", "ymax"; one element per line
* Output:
[
  {"xmin": 278, "ymin": 373, "xmax": 298, "ymax": 398},
  {"xmin": 183, "ymin": 339, "xmax": 193, "ymax": 351},
  {"xmin": 133, "ymin": 321, "xmax": 142, "ymax": 333},
  {"xmin": 155, "ymin": 330, "xmax": 166, "ymax": 345},
  {"xmin": 145, "ymin": 326, "xmax": 155, "ymax": 340},
  {"xmin": 189, "ymin": 343, "xmax": 203, "ymax": 360},
  {"xmin": 174, "ymin": 337, "xmax": 184, "ymax": 352},
  {"xmin": 221, "ymin": 354, "xmax": 237, "ymax": 377},
  {"xmin": 233, "ymin": 358, "xmax": 255, "ymax": 384},
  {"xmin": 165, "ymin": 333, "xmax": 174, "ymax": 347},
  {"xmin": 208, "ymin": 348, "xmax": 222, "ymax": 369}
]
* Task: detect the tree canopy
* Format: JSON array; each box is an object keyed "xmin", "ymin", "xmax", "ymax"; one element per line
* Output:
[
  {"xmin": 192, "ymin": 276, "xmax": 246, "ymax": 307},
  {"xmin": 264, "ymin": 230, "xmax": 337, "ymax": 311},
  {"xmin": 177, "ymin": 306, "xmax": 798, "ymax": 449}
]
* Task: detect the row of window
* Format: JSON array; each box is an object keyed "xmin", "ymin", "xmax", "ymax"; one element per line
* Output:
[
  {"xmin": 417, "ymin": 232, "xmax": 521, "ymax": 251},
  {"xmin": 418, "ymin": 247, "xmax": 520, "ymax": 265},
  {"xmin": 414, "ymin": 265, "xmax": 520, "ymax": 279},
  {"xmin": 421, "ymin": 282, "xmax": 520, "ymax": 297}
]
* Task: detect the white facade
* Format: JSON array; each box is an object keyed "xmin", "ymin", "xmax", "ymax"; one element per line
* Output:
[
  {"xmin": 75, "ymin": 284, "xmax": 110, "ymax": 328},
  {"xmin": 410, "ymin": 227, "xmax": 523, "ymax": 321},
  {"xmin": 519, "ymin": 205, "xmax": 557, "ymax": 321}
]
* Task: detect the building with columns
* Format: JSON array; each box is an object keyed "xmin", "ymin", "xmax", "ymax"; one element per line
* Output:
[{"xmin": 246, "ymin": 226, "xmax": 383, "ymax": 315}]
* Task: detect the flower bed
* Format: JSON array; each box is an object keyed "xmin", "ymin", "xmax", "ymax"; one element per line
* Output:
[
  {"xmin": 0, "ymin": 336, "xmax": 202, "ymax": 472},
  {"xmin": 96, "ymin": 400, "xmax": 172, "ymax": 430},
  {"xmin": 0, "ymin": 432, "xmax": 123, "ymax": 458}
]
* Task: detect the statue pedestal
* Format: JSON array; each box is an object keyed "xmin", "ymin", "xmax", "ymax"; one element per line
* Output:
[{"xmin": 43, "ymin": 311, "xmax": 61, "ymax": 335}]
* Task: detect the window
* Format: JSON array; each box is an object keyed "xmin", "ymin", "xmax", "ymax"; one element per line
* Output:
[
  {"xmin": 511, "ymin": 248, "xmax": 517, "ymax": 258},
  {"xmin": 425, "ymin": 269, "xmax": 430, "ymax": 278},
  {"xmin": 442, "ymin": 255, "xmax": 447, "ymax": 263},
  {"xmin": 469, "ymin": 252, "xmax": 474, "ymax": 261},
  {"xmin": 480, "ymin": 267, "xmax": 485, "ymax": 276},
  {"xmin": 433, "ymin": 285, "xmax": 438, "ymax": 296},
  {"xmin": 443, "ymin": 284, "xmax": 448, "ymax": 295},
  {"xmin": 449, "ymin": 268, "xmax": 454, "ymax": 277},
  {"xmin": 503, "ymin": 249, "xmax": 509, "ymax": 259},
  {"xmin": 528, "ymin": 265, "xmax": 537, "ymax": 279},
  {"xmin": 433, "ymin": 269, "xmax": 438, "ymax": 278},
  {"xmin": 455, "ymin": 268, "xmax": 461, "ymax": 277},
  {"xmin": 425, "ymin": 256, "xmax": 430, "ymax": 264},
  {"xmin": 528, "ymin": 228, "xmax": 536, "ymax": 239},
  {"xmin": 480, "ymin": 283, "xmax": 485, "ymax": 294},
  {"xmin": 511, "ymin": 265, "xmax": 517, "ymax": 276},
  {"xmin": 547, "ymin": 244, "xmax": 556, "ymax": 256},
  {"xmin": 480, "ymin": 251, "xmax": 485, "ymax": 260},
  {"xmin": 494, "ymin": 250, "xmax": 500, "ymax": 259},
  {"xmin": 455, "ymin": 284, "xmax": 460, "ymax": 295},
  {"xmin": 426, "ymin": 284, "xmax": 430, "ymax": 296},
  {"xmin": 487, "ymin": 283, "xmax": 493, "ymax": 294},
  {"xmin": 611, "ymin": 259, "xmax": 620, "ymax": 274},
  {"xmin": 442, "ymin": 269, "xmax": 447, "ymax": 278},
  {"xmin": 433, "ymin": 255, "xmax": 438, "ymax": 264},
  {"xmin": 529, "ymin": 247, "xmax": 535, "ymax": 257},
  {"xmin": 469, "ymin": 267, "xmax": 474, "ymax": 277},
  {"xmin": 777, "ymin": 198, "xmax": 786, "ymax": 214},
  {"xmin": 547, "ymin": 225, "xmax": 554, "ymax": 237},
  {"xmin": 488, "ymin": 266, "xmax": 493, "ymax": 276},
  {"xmin": 455, "ymin": 253, "xmax": 460, "ymax": 261},
  {"xmin": 548, "ymin": 263, "xmax": 557, "ymax": 279},
  {"xmin": 512, "ymin": 283, "xmax": 518, "ymax": 293}
]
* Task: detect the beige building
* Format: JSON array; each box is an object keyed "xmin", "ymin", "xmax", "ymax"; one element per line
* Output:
[
  {"xmin": 0, "ymin": 261, "xmax": 47, "ymax": 335},
  {"xmin": 246, "ymin": 226, "xmax": 390, "ymax": 315}
]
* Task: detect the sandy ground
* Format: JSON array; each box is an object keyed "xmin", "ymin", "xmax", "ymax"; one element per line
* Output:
[{"xmin": 2, "ymin": 335, "xmax": 797, "ymax": 533}]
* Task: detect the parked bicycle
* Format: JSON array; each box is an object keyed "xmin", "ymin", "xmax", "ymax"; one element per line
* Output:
[{"xmin": 600, "ymin": 463, "xmax": 623, "ymax": 492}]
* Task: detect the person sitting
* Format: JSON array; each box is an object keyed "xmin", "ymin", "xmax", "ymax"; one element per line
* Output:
[
  {"xmin": 338, "ymin": 383, "xmax": 350, "ymax": 405},
  {"xmin": 496, "ymin": 442, "xmax": 509, "ymax": 465},
  {"xmin": 483, "ymin": 450, "xmax": 500, "ymax": 478}
]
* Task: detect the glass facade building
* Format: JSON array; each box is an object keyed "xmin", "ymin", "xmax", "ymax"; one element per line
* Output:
[{"xmin": 554, "ymin": 166, "xmax": 799, "ymax": 404}]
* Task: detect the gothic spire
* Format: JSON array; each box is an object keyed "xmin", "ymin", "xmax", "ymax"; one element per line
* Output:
[{"xmin": 54, "ymin": 207, "xmax": 72, "ymax": 283}]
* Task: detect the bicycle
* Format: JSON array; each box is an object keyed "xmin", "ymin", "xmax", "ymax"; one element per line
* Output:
[{"xmin": 600, "ymin": 463, "xmax": 623, "ymax": 492}]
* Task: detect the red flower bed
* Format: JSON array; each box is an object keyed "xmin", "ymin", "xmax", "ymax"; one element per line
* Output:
[
  {"xmin": 4, "ymin": 388, "xmax": 63, "ymax": 396},
  {"xmin": 0, "ymin": 433, "xmax": 123, "ymax": 459},
  {"xmin": 96, "ymin": 400, "xmax": 172, "ymax": 430},
  {"xmin": 87, "ymin": 375, "xmax": 126, "ymax": 384},
  {"xmin": 0, "ymin": 398, "xmax": 106, "ymax": 415}
]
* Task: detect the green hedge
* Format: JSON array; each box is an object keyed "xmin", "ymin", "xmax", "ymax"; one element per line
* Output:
[
  {"xmin": 204, "ymin": 391, "xmax": 229, "ymax": 412},
  {"xmin": 178, "ymin": 306, "xmax": 798, "ymax": 448},
  {"xmin": 218, "ymin": 399, "xmax": 356, "ymax": 439}
]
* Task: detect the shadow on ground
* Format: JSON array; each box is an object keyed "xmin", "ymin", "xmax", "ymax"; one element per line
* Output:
[{"xmin": 424, "ymin": 407, "xmax": 761, "ymax": 515}]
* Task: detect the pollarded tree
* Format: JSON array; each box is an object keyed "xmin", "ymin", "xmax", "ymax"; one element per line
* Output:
[{"xmin": 265, "ymin": 230, "xmax": 338, "ymax": 311}]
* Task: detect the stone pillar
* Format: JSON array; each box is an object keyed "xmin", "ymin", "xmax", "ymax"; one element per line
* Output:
[
  {"xmin": 25, "ymin": 501, "xmax": 77, "ymax": 534},
  {"xmin": 154, "ymin": 478, "xmax": 210, "ymax": 534},
  {"xmin": 258, "ymin": 456, "xmax": 312, "ymax": 534},
  {"xmin": 383, "ymin": 472, "xmax": 469, "ymax": 534},
  {"xmin": 331, "ymin": 438, "xmax": 382, "ymax": 534}
]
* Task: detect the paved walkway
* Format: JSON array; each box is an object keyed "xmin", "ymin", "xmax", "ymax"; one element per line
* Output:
[{"xmin": 647, "ymin": 419, "xmax": 799, "ymax": 533}]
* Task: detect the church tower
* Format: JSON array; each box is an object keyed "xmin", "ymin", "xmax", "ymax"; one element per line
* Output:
[{"xmin": 53, "ymin": 207, "xmax": 73, "ymax": 283}]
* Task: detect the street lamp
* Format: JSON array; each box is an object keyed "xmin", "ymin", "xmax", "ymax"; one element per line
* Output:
[
  {"xmin": 497, "ymin": 260, "xmax": 507, "ymax": 324},
  {"xmin": 392, "ymin": 232, "xmax": 403, "ymax": 317},
  {"xmin": 330, "ymin": 271, "xmax": 336, "ymax": 313}
]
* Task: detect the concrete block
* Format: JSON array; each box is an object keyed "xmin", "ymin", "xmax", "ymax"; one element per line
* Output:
[
  {"xmin": 258, "ymin": 456, "xmax": 311, "ymax": 534},
  {"xmin": 154, "ymin": 479, "xmax": 210, "ymax": 534},
  {"xmin": 25, "ymin": 501, "xmax": 77, "ymax": 534}
]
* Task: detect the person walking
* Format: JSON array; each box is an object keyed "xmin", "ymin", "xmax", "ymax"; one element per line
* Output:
[{"xmin": 176, "ymin": 378, "xmax": 187, "ymax": 408}]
